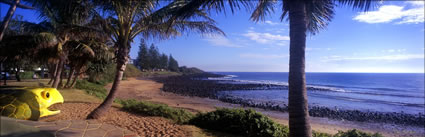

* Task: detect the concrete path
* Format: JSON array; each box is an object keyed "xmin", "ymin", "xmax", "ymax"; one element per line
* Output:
[{"xmin": 1, "ymin": 116, "xmax": 139, "ymax": 137}]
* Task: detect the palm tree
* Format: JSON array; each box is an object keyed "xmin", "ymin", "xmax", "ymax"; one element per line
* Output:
[
  {"xmin": 172, "ymin": 0, "xmax": 376, "ymax": 136},
  {"xmin": 65, "ymin": 39, "xmax": 112, "ymax": 88},
  {"xmin": 86, "ymin": 0, "xmax": 224, "ymax": 119},
  {"xmin": 0, "ymin": 16, "xmax": 58, "ymax": 84},
  {"xmin": 0, "ymin": 33, "xmax": 58, "ymax": 82},
  {"xmin": 0, "ymin": 0, "xmax": 34, "ymax": 41},
  {"xmin": 25, "ymin": 0, "xmax": 108, "ymax": 88}
]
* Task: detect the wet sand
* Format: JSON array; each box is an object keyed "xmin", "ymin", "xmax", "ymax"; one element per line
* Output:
[{"xmin": 107, "ymin": 78, "xmax": 424, "ymax": 137}]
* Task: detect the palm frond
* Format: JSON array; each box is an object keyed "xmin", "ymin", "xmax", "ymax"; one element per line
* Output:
[
  {"xmin": 250, "ymin": 0, "xmax": 277, "ymax": 22},
  {"xmin": 55, "ymin": 24, "xmax": 108, "ymax": 42},
  {"xmin": 306, "ymin": 0, "xmax": 335, "ymax": 35},
  {"xmin": 336, "ymin": 0, "xmax": 378, "ymax": 11},
  {"xmin": 172, "ymin": 21, "xmax": 225, "ymax": 37},
  {"xmin": 0, "ymin": 32, "xmax": 58, "ymax": 63},
  {"xmin": 131, "ymin": 0, "xmax": 224, "ymax": 40},
  {"xmin": 170, "ymin": 0, "xmax": 252, "ymax": 22}
]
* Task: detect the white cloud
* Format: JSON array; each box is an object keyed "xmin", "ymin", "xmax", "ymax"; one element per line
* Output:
[
  {"xmin": 239, "ymin": 53, "xmax": 288, "ymax": 59},
  {"xmin": 407, "ymin": 1, "xmax": 425, "ymax": 6},
  {"xmin": 381, "ymin": 49, "xmax": 406, "ymax": 53},
  {"xmin": 353, "ymin": 2, "xmax": 424, "ymax": 24},
  {"xmin": 322, "ymin": 54, "xmax": 424, "ymax": 62},
  {"xmin": 264, "ymin": 20, "xmax": 279, "ymax": 25},
  {"xmin": 242, "ymin": 30, "xmax": 290, "ymax": 44},
  {"xmin": 203, "ymin": 35, "xmax": 242, "ymax": 48}
]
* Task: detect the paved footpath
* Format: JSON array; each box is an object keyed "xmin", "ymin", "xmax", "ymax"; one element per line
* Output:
[{"xmin": 0, "ymin": 116, "xmax": 139, "ymax": 137}]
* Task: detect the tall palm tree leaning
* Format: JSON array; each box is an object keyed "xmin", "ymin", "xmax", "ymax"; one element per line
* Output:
[
  {"xmin": 172, "ymin": 0, "xmax": 376, "ymax": 136},
  {"xmin": 87, "ymin": 0, "xmax": 224, "ymax": 119}
]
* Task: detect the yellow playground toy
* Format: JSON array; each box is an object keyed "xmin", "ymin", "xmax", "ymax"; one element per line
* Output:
[{"xmin": 0, "ymin": 87, "xmax": 64, "ymax": 120}]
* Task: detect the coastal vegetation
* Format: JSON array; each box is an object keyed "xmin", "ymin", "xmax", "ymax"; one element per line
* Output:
[
  {"xmin": 190, "ymin": 108, "xmax": 289, "ymax": 137},
  {"xmin": 134, "ymin": 39, "xmax": 180, "ymax": 72},
  {"xmin": 118, "ymin": 99, "xmax": 194, "ymax": 124},
  {"xmin": 117, "ymin": 98, "xmax": 383, "ymax": 137},
  {"xmin": 84, "ymin": 0, "xmax": 224, "ymax": 119},
  {"xmin": 75, "ymin": 63, "xmax": 143, "ymax": 99},
  {"xmin": 1, "ymin": 0, "xmax": 415, "ymax": 137}
]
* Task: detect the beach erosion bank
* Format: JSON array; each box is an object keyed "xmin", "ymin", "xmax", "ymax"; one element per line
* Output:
[{"xmin": 108, "ymin": 75, "xmax": 424, "ymax": 137}]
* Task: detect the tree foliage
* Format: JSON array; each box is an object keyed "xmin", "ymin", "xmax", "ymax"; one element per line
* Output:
[
  {"xmin": 168, "ymin": 55, "xmax": 179, "ymax": 72},
  {"xmin": 135, "ymin": 40, "xmax": 179, "ymax": 72}
]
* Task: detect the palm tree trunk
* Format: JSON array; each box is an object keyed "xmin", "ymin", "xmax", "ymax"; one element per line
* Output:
[
  {"xmin": 87, "ymin": 40, "xmax": 129, "ymax": 119},
  {"xmin": 58, "ymin": 68, "xmax": 64, "ymax": 88},
  {"xmin": 3, "ymin": 72, "xmax": 6, "ymax": 85},
  {"xmin": 40, "ymin": 65, "xmax": 45, "ymax": 79},
  {"xmin": 0, "ymin": 63, "xmax": 2, "ymax": 81},
  {"xmin": 0, "ymin": 0, "xmax": 19, "ymax": 41},
  {"xmin": 48, "ymin": 63, "xmax": 58, "ymax": 85},
  {"xmin": 69, "ymin": 65, "xmax": 82, "ymax": 88},
  {"xmin": 69, "ymin": 72, "xmax": 78, "ymax": 88},
  {"xmin": 288, "ymin": 1, "xmax": 312, "ymax": 137},
  {"xmin": 2, "ymin": 65, "xmax": 6, "ymax": 86},
  {"xmin": 15, "ymin": 67, "xmax": 21, "ymax": 82},
  {"xmin": 52, "ymin": 60, "xmax": 64, "ymax": 88},
  {"xmin": 65, "ymin": 67, "xmax": 75, "ymax": 88}
]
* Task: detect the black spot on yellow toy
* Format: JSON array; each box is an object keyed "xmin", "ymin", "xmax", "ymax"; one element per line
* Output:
[{"xmin": 0, "ymin": 87, "xmax": 64, "ymax": 120}]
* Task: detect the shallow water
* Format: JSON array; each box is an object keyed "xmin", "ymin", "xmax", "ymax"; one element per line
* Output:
[{"xmin": 212, "ymin": 72, "xmax": 425, "ymax": 114}]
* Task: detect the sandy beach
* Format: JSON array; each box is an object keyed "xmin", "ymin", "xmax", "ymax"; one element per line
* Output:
[{"xmin": 105, "ymin": 77, "xmax": 424, "ymax": 137}]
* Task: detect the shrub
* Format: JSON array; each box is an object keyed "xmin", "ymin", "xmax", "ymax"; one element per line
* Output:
[
  {"xmin": 124, "ymin": 64, "xmax": 142, "ymax": 78},
  {"xmin": 313, "ymin": 131, "xmax": 332, "ymax": 137},
  {"xmin": 118, "ymin": 99, "xmax": 194, "ymax": 124},
  {"xmin": 334, "ymin": 129, "xmax": 383, "ymax": 137},
  {"xmin": 189, "ymin": 108, "xmax": 288, "ymax": 137},
  {"xmin": 75, "ymin": 80, "xmax": 108, "ymax": 99},
  {"xmin": 20, "ymin": 71, "xmax": 35, "ymax": 79},
  {"xmin": 87, "ymin": 64, "xmax": 142, "ymax": 85}
]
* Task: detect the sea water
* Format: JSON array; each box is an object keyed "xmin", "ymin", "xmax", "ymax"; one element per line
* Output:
[{"xmin": 212, "ymin": 72, "xmax": 425, "ymax": 114}]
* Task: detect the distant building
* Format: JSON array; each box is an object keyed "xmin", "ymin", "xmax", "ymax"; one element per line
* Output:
[{"xmin": 128, "ymin": 58, "xmax": 136, "ymax": 64}]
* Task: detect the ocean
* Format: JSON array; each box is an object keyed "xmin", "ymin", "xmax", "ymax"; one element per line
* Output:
[{"xmin": 211, "ymin": 72, "xmax": 425, "ymax": 114}]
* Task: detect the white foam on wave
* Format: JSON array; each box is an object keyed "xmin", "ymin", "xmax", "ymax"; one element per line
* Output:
[
  {"xmin": 307, "ymin": 85, "xmax": 348, "ymax": 92},
  {"xmin": 208, "ymin": 76, "xmax": 348, "ymax": 93},
  {"xmin": 235, "ymin": 79, "xmax": 289, "ymax": 86},
  {"xmin": 207, "ymin": 75, "xmax": 238, "ymax": 80}
]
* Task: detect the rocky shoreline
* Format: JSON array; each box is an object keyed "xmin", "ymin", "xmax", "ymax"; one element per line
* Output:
[{"xmin": 153, "ymin": 73, "xmax": 425, "ymax": 127}]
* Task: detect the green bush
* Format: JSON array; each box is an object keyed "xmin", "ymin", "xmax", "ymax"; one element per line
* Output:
[
  {"xmin": 118, "ymin": 99, "xmax": 194, "ymax": 124},
  {"xmin": 313, "ymin": 131, "xmax": 332, "ymax": 137},
  {"xmin": 20, "ymin": 71, "xmax": 35, "ymax": 79},
  {"xmin": 334, "ymin": 129, "xmax": 383, "ymax": 137},
  {"xmin": 189, "ymin": 108, "xmax": 288, "ymax": 137},
  {"xmin": 124, "ymin": 64, "xmax": 142, "ymax": 78},
  {"xmin": 75, "ymin": 80, "xmax": 108, "ymax": 99},
  {"xmin": 87, "ymin": 64, "xmax": 142, "ymax": 85}
]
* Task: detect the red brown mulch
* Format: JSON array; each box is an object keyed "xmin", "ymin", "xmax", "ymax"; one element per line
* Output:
[{"xmin": 41, "ymin": 103, "xmax": 192, "ymax": 137}]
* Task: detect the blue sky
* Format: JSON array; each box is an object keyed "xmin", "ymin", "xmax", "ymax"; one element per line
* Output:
[{"xmin": 1, "ymin": 1, "xmax": 424, "ymax": 73}]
